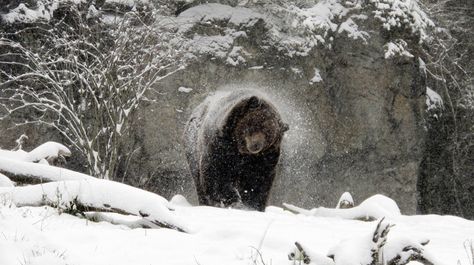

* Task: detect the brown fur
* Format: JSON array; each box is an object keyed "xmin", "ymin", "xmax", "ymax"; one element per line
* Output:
[{"xmin": 184, "ymin": 92, "xmax": 288, "ymax": 211}]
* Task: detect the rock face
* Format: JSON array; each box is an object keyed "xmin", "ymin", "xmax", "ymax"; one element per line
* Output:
[
  {"xmin": 0, "ymin": 0, "xmax": 434, "ymax": 214},
  {"xmin": 123, "ymin": 1, "xmax": 430, "ymax": 214}
]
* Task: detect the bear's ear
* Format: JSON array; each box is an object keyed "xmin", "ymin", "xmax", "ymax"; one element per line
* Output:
[
  {"xmin": 248, "ymin": 96, "xmax": 261, "ymax": 109},
  {"xmin": 281, "ymin": 122, "xmax": 289, "ymax": 132}
]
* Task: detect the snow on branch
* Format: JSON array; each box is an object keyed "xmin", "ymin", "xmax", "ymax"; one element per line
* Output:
[
  {"xmin": 0, "ymin": 179, "xmax": 189, "ymax": 232},
  {"xmin": 284, "ymin": 194, "xmax": 401, "ymax": 221},
  {"xmin": 370, "ymin": 217, "xmax": 395, "ymax": 264},
  {"xmin": 326, "ymin": 218, "xmax": 436, "ymax": 265}
]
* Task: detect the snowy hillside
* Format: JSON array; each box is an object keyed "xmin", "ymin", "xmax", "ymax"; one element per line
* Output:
[
  {"xmin": 0, "ymin": 140, "xmax": 472, "ymax": 265},
  {"xmin": 0, "ymin": 142, "xmax": 472, "ymax": 264},
  {"xmin": 0, "ymin": 201, "xmax": 473, "ymax": 265}
]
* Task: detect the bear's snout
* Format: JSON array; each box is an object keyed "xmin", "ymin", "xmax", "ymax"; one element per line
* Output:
[{"xmin": 245, "ymin": 132, "xmax": 266, "ymax": 154}]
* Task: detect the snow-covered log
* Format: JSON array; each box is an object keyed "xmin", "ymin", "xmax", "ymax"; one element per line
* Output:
[
  {"xmin": 83, "ymin": 212, "xmax": 162, "ymax": 229},
  {"xmin": 0, "ymin": 157, "xmax": 94, "ymax": 184},
  {"xmin": 0, "ymin": 173, "xmax": 14, "ymax": 187},
  {"xmin": 0, "ymin": 179, "xmax": 189, "ymax": 232},
  {"xmin": 284, "ymin": 194, "xmax": 401, "ymax": 221},
  {"xmin": 0, "ymin": 142, "xmax": 71, "ymax": 163}
]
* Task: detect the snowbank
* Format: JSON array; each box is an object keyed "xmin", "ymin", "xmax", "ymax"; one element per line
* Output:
[{"xmin": 0, "ymin": 204, "xmax": 472, "ymax": 265}]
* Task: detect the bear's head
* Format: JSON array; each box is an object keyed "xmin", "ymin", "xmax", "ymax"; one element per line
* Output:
[{"xmin": 232, "ymin": 96, "xmax": 288, "ymax": 155}]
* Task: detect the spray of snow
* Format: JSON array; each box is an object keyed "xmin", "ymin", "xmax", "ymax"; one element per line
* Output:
[{"xmin": 208, "ymin": 83, "xmax": 320, "ymax": 203}]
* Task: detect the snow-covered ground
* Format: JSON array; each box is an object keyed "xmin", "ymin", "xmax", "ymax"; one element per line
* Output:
[{"xmin": 0, "ymin": 202, "xmax": 472, "ymax": 265}]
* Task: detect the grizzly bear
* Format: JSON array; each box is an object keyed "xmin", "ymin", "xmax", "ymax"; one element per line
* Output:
[{"xmin": 184, "ymin": 90, "xmax": 288, "ymax": 211}]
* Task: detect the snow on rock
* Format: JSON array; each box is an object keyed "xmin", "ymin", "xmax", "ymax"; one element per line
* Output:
[
  {"xmin": 257, "ymin": 0, "xmax": 360, "ymax": 56},
  {"xmin": 1, "ymin": 1, "xmax": 59, "ymax": 23},
  {"xmin": 337, "ymin": 18, "xmax": 370, "ymax": 42},
  {"xmin": 0, "ymin": 0, "xmax": 90, "ymax": 23},
  {"xmin": 0, "ymin": 173, "xmax": 14, "ymax": 187},
  {"xmin": 178, "ymin": 86, "xmax": 193, "ymax": 93},
  {"xmin": 360, "ymin": 194, "xmax": 401, "ymax": 216},
  {"xmin": 166, "ymin": 4, "xmax": 262, "ymax": 63},
  {"xmin": 106, "ymin": 0, "xmax": 148, "ymax": 7},
  {"xmin": 426, "ymin": 87, "xmax": 443, "ymax": 111},
  {"xmin": 370, "ymin": 0, "xmax": 434, "ymax": 41},
  {"xmin": 249, "ymin": 65, "xmax": 264, "ymax": 70},
  {"xmin": 177, "ymin": 3, "xmax": 264, "ymax": 29},
  {"xmin": 384, "ymin": 39, "xmax": 414, "ymax": 59},
  {"xmin": 0, "ymin": 0, "xmax": 152, "ymax": 24},
  {"xmin": 309, "ymin": 68, "xmax": 323, "ymax": 84},
  {"xmin": 168, "ymin": 0, "xmax": 432, "ymax": 62},
  {"xmin": 284, "ymin": 194, "xmax": 401, "ymax": 220},
  {"xmin": 336, "ymin": 192, "xmax": 354, "ymax": 209},
  {"xmin": 169, "ymin": 194, "xmax": 192, "ymax": 208},
  {"xmin": 2, "ymin": 0, "xmax": 433, "ymax": 67}
]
